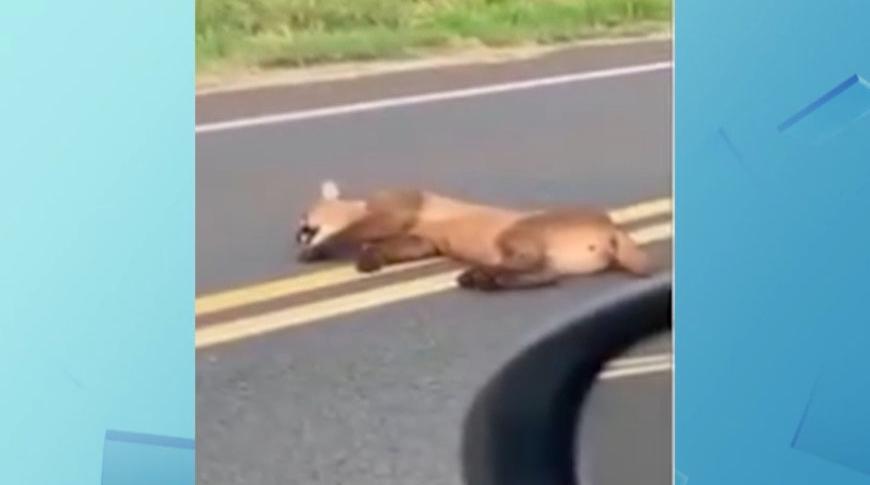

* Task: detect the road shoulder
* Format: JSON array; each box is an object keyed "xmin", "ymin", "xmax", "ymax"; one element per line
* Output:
[{"xmin": 196, "ymin": 37, "xmax": 671, "ymax": 126}]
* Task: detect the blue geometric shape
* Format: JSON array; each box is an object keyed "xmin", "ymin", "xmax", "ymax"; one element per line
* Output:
[
  {"xmin": 792, "ymin": 340, "xmax": 870, "ymax": 476},
  {"xmin": 101, "ymin": 430, "xmax": 194, "ymax": 485},
  {"xmin": 676, "ymin": 470, "xmax": 689, "ymax": 485},
  {"xmin": 1, "ymin": 0, "xmax": 194, "ymax": 482},
  {"xmin": 716, "ymin": 127, "xmax": 745, "ymax": 163},
  {"xmin": 676, "ymin": 0, "xmax": 870, "ymax": 483},
  {"xmin": 685, "ymin": 127, "xmax": 745, "ymax": 172},
  {"xmin": 779, "ymin": 74, "xmax": 870, "ymax": 143},
  {"xmin": 709, "ymin": 95, "xmax": 870, "ymax": 218}
]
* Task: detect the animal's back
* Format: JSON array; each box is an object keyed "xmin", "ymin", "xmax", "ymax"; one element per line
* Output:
[
  {"xmin": 411, "ymin": 191, "xmax": 526, "ymax": 265},
  {"xmin": 363, "ymin": 189, "xmax": 650, "ymax": 275}
]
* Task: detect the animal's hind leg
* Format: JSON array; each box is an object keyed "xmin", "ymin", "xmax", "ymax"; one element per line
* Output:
[
  {"xmin": 457, "ymin": 232, "xmax": 553, "ymax": 291},
  {"xmin": 458, "ymin": 267, "xmax": 559, "ymax": 291},
  {"xmin": 356, "ymin": 235, "xmax": 439, "ymax": 273},
  {"xmin": 494, "ymin": 270, "xmax": 560, "ymax": 289}
]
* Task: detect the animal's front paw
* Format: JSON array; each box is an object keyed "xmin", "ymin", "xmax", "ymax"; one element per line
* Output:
[
  {"xmin": 297, "ymin": 246, "xmax": 327, "ymax": 263},
  {"xmin": 355, "ymin": 247, "xmax": 385, "ymax": 273},
  {"xmin": 457, "ymin": 267, "xmax": 500, "ymax": 291}
]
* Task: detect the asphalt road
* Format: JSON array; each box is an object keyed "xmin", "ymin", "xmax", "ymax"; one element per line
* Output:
[{"xmin": 196, "ymin": 39, "xmax": 672, "ymax": 485}]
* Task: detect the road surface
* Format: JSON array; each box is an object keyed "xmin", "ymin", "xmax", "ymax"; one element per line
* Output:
[{"xmin": 196, "ymin": 39, "xmax": 672, "ymax": 485}]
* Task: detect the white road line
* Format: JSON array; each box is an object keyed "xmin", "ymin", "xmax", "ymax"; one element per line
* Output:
[
  {"xmin": 600, "ymin": 362, "xmax": 672, "ymax": 380},
  {"xmin": 606, "ymin": 353, "xmax": 671, "ymax": 369},
  {"xmin": 196, "ymin": 61, "xmax": 672, "ymax": 134}
]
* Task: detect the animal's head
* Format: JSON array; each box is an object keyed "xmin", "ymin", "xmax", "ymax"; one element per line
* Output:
[{"xmin": 296, "ymin": 180, "xmax": 367, "ymax": 250}]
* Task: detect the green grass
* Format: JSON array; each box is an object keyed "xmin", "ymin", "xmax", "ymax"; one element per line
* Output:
[{"xmin": 196, "ymin": 0, "xmax": 671, "ymax": 76}]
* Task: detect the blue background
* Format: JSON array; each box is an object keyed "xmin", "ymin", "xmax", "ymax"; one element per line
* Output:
[
  {"xmin": 102, "ymin": 431, "xmax": 194, "ymax": 484},
  {"xmin": 676, "ymin": 0, "xmax": 870, "ymax": 483},
  {"xmin": 0, "ymin": 1, "xmax": 193, "ymax": 483},
  {"xmin": 3, "ymin": 0, "xmax": 868, "ymax": 484}
]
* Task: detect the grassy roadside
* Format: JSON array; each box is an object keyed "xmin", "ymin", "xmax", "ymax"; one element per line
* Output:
[{"xmin": 196, "ymin": 0, "xmax": 671, "ymax": 78}]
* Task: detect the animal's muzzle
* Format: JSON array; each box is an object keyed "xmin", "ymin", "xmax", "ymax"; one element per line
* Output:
[{"xmin": 296, "ymin": 225, "xmax": 319, "ymax": 245}]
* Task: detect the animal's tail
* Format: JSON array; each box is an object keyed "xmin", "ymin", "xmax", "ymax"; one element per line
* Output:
[{"xmin": 613, "ymin": 229, "xmax": 653, "ymax": 275}]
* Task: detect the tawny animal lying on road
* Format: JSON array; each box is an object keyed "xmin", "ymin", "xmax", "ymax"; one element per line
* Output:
[{"xmin": 295, "ymin": 180, "xmax": 652, "ymax": 291}]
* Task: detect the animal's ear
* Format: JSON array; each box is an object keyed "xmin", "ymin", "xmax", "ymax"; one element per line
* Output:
[{"xmin": 321, "ymin": 179, "xmax": 340, "ymax": 200}]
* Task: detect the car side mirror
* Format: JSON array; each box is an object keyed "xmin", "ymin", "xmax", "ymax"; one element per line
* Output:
[{"xmin": 461, "ymin": 274, "xmax": 672, "ymax": 485}]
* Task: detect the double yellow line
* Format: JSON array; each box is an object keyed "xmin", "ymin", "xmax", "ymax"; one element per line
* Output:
[{"xmin": 196, "ymin": 197, "xmax": 672, "ymax": 350}]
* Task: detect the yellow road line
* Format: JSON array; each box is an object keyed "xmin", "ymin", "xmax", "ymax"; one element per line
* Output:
[
  {"xmin": 196, "ymin": 197, "xmax": 672, "ymax": 317},
  {"xmin": 196, "ymin": 221, "xmax": 672, "ymax": 350},
  {"xmin": 196, "ymin": 259, "xmax": 439, "ymax": 316},
  {"xmin": 629, "ymin": 221, "xmax": 673, "ymax": 246},
  {"xmin": 608, "ymin": 197, "xmax": 672, "ymax": 224}
]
